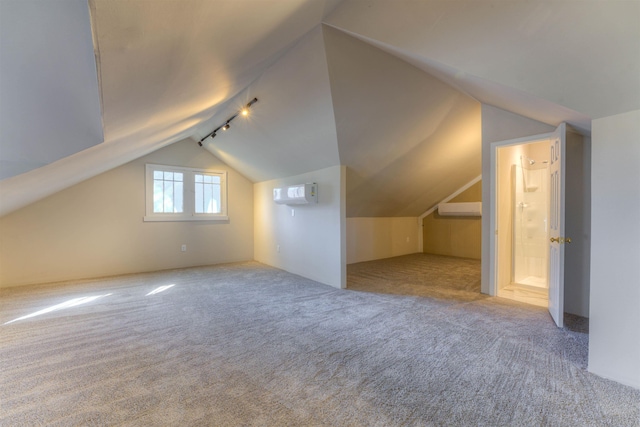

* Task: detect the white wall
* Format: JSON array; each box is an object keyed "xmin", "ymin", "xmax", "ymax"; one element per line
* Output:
[
  {"xmin": 563, "ymin": 130, "xmax": 591, "ymax": 317},
  {"xmin": 589, "ymin": 110, "xmax": 640, "ymax": 389},
  {"xmin": 0, "ymin": 139, "xmax": 254, "ymax": 287},
  {"xmin": 346, "ymin": 217, "xmax": 419, "ymax": 264},
  {"xmin": 481, "ymin": 105, "xmax": 554, "ymax": 294},
  {"xmin": 254, "ymin": 165, "xmax": 346, "ymax": 289}
]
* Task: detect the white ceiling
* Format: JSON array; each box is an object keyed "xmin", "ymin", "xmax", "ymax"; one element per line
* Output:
[
  {"xmin": 323, "ymin": 25, "xmax": 482, "ymax": 217},
  {"xmin": 329, "ymin": 25, "xmax": 592, "ymax": 135},
  {"xmin": 1, "ymin": 0, "xmax": 639, "ymax": 216},
  {"xmin": 91, "ymin": 0, "xmax": 342, "ymax": 143},
  {"xmin": 326, "ymin": 0, "xmax": 640, "ymax": 120},
  {"xmin": 198, "ymin": 26, "xmax": 340, "ymax": 183},
  {"xmin": 0, "ymin": 0, "xmax": 343, "ymax": 214},
  {"xmin": 0, "ymin": 0, "xmax": 103, "ymax": 180}
]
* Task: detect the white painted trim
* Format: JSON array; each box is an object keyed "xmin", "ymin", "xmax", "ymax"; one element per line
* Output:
[
  {"xmin": 143, "ymin": 215, "xmax": 229, "ymax": 222},
  {"xmin": 145, "ymin": 163, "xmax": 228, "ymax": 221},
  {"xmin": 488, "ymin": 132, "xmax": 554, "ymax": 296},
  {"xmin": 417, "ymin": 174, "xmax": 482, "ymax": 252}
]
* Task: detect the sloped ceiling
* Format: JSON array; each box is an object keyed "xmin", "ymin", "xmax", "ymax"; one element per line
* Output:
[
  {"xmin": 330, "ymin": 25, "xmax": 592, "ymax": 134},
  {"xmin": 322, "ymin": 26, "xmax": 481, "ymax": 217},
  {"xmin": 1, "ymin": 0, "xmax": 639, "ymax": 217},
  {"xmin": 198, "ymin": 26, "xmax": 340, "ymax": 183},
  {"xmin": 0, "ymin": 0, "xmax": 343, "ymax": 215},
  {"xmin": 326, "ymin": 0, "xmax": 640, "ymax": 120},
  {"xmin": 0, "ymin": 0, "xmax": 103, "ymax": 180},
  {"xmin": 91, "ymin": 0, "xmax": 342, "ymax": 143}
]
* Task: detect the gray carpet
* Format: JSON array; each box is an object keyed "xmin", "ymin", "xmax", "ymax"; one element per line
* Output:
[{"xmin": 1, "ymin": 255, "xmax": 639, "ymax": 426}]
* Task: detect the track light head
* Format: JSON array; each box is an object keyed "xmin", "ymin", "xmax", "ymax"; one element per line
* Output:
[
  {"xmin": 241, "ymin": 98, "xmax": 258, "ymax": 117},
  {"xmin": 198, "ymin": 131, "xmax": 216, "ymax": 146},
  {"xmin": 198, "ymin": 98, "xmax": 258, "ymax": 149}
]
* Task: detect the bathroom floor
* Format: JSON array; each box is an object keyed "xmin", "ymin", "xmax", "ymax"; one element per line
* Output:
[{"xmin": 500, "ymin": 282, "xmax": 548, "ymax": 308}]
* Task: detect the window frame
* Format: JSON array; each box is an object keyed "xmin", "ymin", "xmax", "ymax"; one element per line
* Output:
[{"xmin": 144, "ymin": 164, "xmax": 228, "ymax": 222}]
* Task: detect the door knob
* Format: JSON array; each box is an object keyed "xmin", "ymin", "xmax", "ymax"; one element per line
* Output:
[{"xmin": 550, "ymin": 237, "xmax": 572, "ymax": 244}]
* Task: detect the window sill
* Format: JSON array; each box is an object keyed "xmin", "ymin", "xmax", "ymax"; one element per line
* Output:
[{"xmin": 143, "ymin": 215, "xmax": 229, "ymax": 222}]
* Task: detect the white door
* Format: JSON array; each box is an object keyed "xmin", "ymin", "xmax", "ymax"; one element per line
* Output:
[{"xmin": 548, "ymin": 123, "xmax": 567, "ymax": 328}]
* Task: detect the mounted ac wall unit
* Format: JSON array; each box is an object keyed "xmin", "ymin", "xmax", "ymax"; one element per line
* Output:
[
  {"xmin": 273, "ymin": 183, "xmax": 317, "ymax": 205},
  {"xmin": 437, "ymin": 202, "xmax": 482, "ymax": 217}
]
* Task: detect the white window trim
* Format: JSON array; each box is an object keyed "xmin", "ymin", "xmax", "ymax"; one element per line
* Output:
[{"xmin": 144, "ymin": 164, "xmax": 229, "ymax": 222}]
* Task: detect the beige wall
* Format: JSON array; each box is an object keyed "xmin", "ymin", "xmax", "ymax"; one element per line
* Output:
[
  {"xmin": 422, "ymin": 181, "xmax": 481, "ymax": 259},
  {"xmin": 254, "ymin": 165, "xmax": 346, "ymax": 289},
  {"xmin": 346, "ymin": 217, "xmax": 419, "ymax": 264},
  {"xmin": 0, "ymin": 139, "xmax": 254, "ymax": 287}
]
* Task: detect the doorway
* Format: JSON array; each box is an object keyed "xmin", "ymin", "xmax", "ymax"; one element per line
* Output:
[
  {"xmin": 495, "ymin": 139, "xmax": 551, "ymax": 308},
  {"xmin": 489, "ymin": 124, "xmax": 589, "ymax": 329}
]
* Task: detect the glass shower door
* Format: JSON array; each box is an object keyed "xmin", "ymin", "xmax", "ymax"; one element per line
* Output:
[{"xmin": 513, "ymin": 165, "xmax": 549, "ymax": 289}]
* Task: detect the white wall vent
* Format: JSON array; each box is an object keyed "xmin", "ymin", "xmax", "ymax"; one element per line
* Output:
[
  {"xmin": 437, "ymin": 202, "xmax": 482, "ymax": 217},
  {"xmin": 273, "ymin": 183, "xmax": 317, "ymax": 205}
]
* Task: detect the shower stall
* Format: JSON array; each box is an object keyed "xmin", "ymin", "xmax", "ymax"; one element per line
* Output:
[
  {"xmin": 496, "ymin": 140, "xmax": 551, "ymax": 307},
  {"xmin": 512, "ymin": 157, "xmax": 549, "ymax": 290}
]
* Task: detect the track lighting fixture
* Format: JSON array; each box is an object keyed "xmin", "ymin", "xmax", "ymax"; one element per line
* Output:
[{"xmin": 198, "ymin": 98, "xmax": 258, "ymax": 146}]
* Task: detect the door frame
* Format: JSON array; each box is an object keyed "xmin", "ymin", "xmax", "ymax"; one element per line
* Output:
[{"xmin": 488, "ymin": 132, "xmax": 554, "ymax": 297}]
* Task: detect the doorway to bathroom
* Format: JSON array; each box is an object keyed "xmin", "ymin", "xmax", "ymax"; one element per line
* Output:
[
  {"xmin": 489, "ymin": 123, "xmax": 589, "ymax": 329},
  {"xmin": 495, "ymin": 139, "xmax": 551, "ymax": 308}
]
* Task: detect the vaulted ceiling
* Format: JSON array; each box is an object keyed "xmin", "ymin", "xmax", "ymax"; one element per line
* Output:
[{"xmin": 1, "ymin": 0, "xmax": 638, "ymax": 217}]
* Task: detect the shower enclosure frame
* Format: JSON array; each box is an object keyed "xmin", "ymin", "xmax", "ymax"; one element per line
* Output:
[
  {"xmin": 488, "ymin": 132, "xmax": 554, "ymax": 299},
  {"xmin": 511, "ymin": 158, "xmax": 550, "ymax": 289}
]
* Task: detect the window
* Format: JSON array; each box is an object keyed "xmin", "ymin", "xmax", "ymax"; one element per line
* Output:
[
  {"xmin": 153, "ymin": 170, "xmax": 183, "ymax": 213},
  {"xmin": 194, "ymin": 173, "xmax": 221, "ymax": 214},
  {"xmin": 145, "ymin": 164, "xmax": 228, "ymax": 221}
]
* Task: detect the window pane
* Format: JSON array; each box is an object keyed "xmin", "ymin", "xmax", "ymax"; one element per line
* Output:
[
  {"xmin": 211, "ymin": 183, "xmax": 221, "ymax": 213},
  {"xmin": 164, "ymin": 181, "xmax": 174, "ymax": 212},
  {"xmin": 174, "ymin": 172, "xmax": 183, "ymax": 182},
  {"xmin": 174, "ymin": 182, "xmax": 183, "ymax": 212},
  {"xmin": 204, "ymin": 183, "xmax": 212, "ymax": 213},
  {"xmin": 195, "ymin": 182, "xmax": 203, "ymax": 213},
  {"xmin": 213, "ymin": 184, "xmax": 220, "ymax": 209},
  {"xmin": 154, "ymin": 171, "xmax": 163, "ymax": 180},
  {"xmin": 194, "ymin": 176, "xmax": 222, "ymax": 214},
  {"xmin": 153, "ymin": 180, "xmax": 164, "ymax": 212}
]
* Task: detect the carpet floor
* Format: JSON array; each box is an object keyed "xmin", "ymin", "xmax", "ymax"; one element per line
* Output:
[{"xmin": 1, "ymin": 255, "xmax": 638, "ymax": 426}]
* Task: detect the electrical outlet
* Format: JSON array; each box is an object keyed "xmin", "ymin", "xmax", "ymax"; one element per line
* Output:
[
  {"xmin": 181, "ymin": 244, "xmax": 187, "ymax": 252},
  {"xmin": 277, "ymin": 245, "xmax": 280, "ymax": 253},
  {"xmin": 406, "ymin": 237, "xmax": 410, "ymax": 243},
  {"xmin": 291, "ymin": 209, "xmax": 295, "ymax": 217}
]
